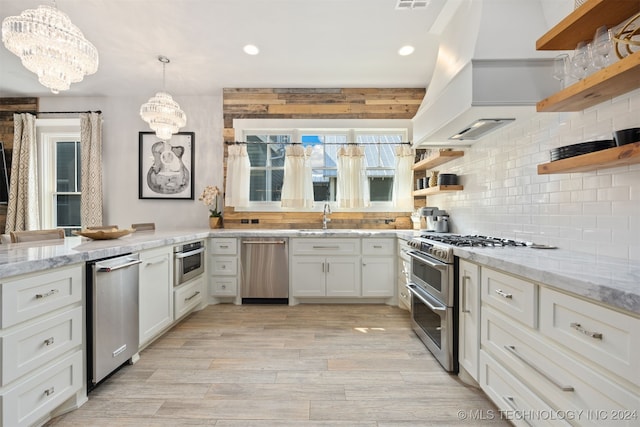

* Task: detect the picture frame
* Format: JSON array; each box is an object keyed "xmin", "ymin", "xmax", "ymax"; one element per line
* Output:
[{"xmin": 138, "ymin": 131, "xmax": 195, "ymax": 200}]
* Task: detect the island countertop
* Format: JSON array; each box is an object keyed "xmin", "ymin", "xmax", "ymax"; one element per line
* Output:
[{"xmin": 0, "ymin": 228, "xmax": 637, "ymax": 316}]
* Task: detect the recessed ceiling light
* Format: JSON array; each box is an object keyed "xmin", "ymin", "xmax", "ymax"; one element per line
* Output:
[
  {"xmin": 243, "ymin": 44, "xmax": 259, "ymax": 55},
  {"xmin": 398, "ymin": 45, "xmax": 415, "ymax": 56}
]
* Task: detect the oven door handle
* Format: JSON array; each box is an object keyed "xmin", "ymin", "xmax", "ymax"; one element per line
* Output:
[
  {"xmin": 174, "ymin": 247, "xmax": 205, "ymax": 259},
  {"xmin": 406, "ymin": 283, "xmax": 447, "ymax": 312},
  {"xmin": 407, "ymin": 251, "xmax": 448, "ymax": 271}
]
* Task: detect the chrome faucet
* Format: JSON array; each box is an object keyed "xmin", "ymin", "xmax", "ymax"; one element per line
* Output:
[{"xmin": 322, "ymin": 203, "xmax": 332, "ymax": 229}]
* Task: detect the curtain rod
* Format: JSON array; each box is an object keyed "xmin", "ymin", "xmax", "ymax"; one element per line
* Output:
[
  {"xmin": 225, "ymin": 140, "xmax": 412, "ymax": 146},
  {"xmin": 1, "ymin": 110, "xmax": 102, "ymax": 115}
]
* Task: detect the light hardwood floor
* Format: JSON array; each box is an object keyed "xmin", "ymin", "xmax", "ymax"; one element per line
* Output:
[{"xmin": 47, "ymin": 304, "xmax": 509, "ymax": 426}]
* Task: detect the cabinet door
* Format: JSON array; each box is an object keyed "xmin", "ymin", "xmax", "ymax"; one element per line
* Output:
[
  {"xmin": 139, "ymin": 248, "xmax": 173, "ymax": 346},
  {"xmin": 174, "ymin": 276, "xmax": 204, "ymax": 320},
  {"xmin": 326, "ymin": 256, "xmax": 360, "ymax": 297},
  {"xmin": 361, "ymin": 256, "xmax": 394, "ymax": 297},
  {"xmin": 290, "ymin": 256, "xmax": 326, "ymax": 297},
  {"xmin": 459, "ymin": 259, "xmax": 480, "ymax": 381}
]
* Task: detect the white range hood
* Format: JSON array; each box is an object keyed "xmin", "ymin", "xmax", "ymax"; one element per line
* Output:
[
  {"xmin": 412, "ymin": 58, "xmax": 559, "ymax": 146},
  {"xmin": 411, "ymin": 0, "xmax": 570, "ymax": 147}
]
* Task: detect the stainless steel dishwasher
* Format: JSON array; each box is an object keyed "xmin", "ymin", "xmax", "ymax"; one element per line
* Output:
[
  {"xmin": 241, "ymin": 238, "xmax": 289, "ymax": 303},
  {"xmin": 86, "ymin": 253, "xmax": 141, "ymax": 391}
]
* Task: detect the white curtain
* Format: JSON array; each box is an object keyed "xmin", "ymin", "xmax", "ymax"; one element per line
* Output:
[
  {"xmin": 225, "ymin": 144, "xmax": 251, "ymax": 208},
  {"xmin": 336, "ymin": 145, "xmax": 370, "ymax": 209},
  {"xmin": 392, "ymin": 144, "xmax": 415, "ymax": 209},
  {"xmin": 281, "ymin": 145, "xmax": 314, "ymax": 208},
  {"xmin": 6, "ymin": 113, "xmax": 39, "ymax": 232},
  {"xmin": 80, "ymin": 112, "xmax": 103, "ymax": 227}
]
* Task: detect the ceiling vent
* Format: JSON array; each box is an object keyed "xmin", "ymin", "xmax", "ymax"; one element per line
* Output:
[
  {"xmin": 449, "ymin": 119, "xmax": 515, "ymax": 141},
  {"xmin": 396, "ymin": 0, "xmax": 430, "ymax": 10}
]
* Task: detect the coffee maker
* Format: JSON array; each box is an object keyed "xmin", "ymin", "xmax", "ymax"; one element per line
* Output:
[{"xmin": 420, "ymin": 207, "xmax": 449, "ymax": 232}]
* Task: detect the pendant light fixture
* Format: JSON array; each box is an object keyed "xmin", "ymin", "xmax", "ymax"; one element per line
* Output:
[
  {"xmin": 1, "ymin": 1, "xmax": 99, "ymax": 94},
  {"xmin": 140, "ymin": 56, "xmax": 187, "ymax": 141}
]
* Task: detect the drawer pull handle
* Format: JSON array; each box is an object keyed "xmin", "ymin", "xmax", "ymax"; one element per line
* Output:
[
  {"xmin": 373, "ymin": 245, "xmax": 382, "ymax": 249},
  {"xmin": 495, "ymin": 289, "xmax": 513, "ymax": 299},
  {"xmin": 185, "ymin": 291, "xmax": 201, "ymax": 302},
  {"xmin": 220, "ymin": 245, "xmax": 229, "ymax": 248},
  {"xmin": 145, "ymin": 259, "xmax": 167, "ymax": 266},
  {"xmin": 502, "ymin": 396, "xmax": 533, "ymax": 427},
  {"xmin": 461, "ymin": 275, "xmax": 470, "ymax": 313},
  {"xmin": 36, "ymin": 289, "xmax": 59, "ymax": 299},
  {"xmin": 504, "ymin": 345, "xmax": 574, "ymax": 392},
  {"xmin": 44, "ymin": 387, "xmax": 55, "ymax": 396},
  {"xmin": 312, "ymin": 245, "xmax": 340, "ymax": 249},
  {"xmin": 570, "ymin": 322, "xmax": 603, "ymax": 340},
  {"xmin": 44, "ymin": 337, "xmax": 55, "ymax": 346}
]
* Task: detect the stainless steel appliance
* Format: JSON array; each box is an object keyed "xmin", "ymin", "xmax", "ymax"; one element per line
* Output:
[
  {"xmin": 406, "ymin": 237, "xmax": 457, "ymax": 372},
  {"xmin": 174, "ymin": 240, "xmax": 205, "ymax": 286},
  {"xmin": 406, "ymin": 233, "xmax": 529, "ymax": 373},
  {"xmin": 87, "ymin": 253, "xmax": 141, "ymax": 391},
  {"xmin": 241, "ymin": 238, "xmax": 289, "ymax": 303}
]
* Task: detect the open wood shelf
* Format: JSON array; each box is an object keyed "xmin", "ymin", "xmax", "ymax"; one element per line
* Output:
[
  {"xmin": 537, "ymin": 142, "xmax": 640, "ymax": 174},
  {"xmin": 412, "ymin": 150, "xmax": 464, "ymax": 171},
  {"xmin": 536, "ymin": 0, "xmax": 640, "ymax": 50},
  {"xmin": 412, "ymin": 185, "xmax": 463, "ymax": 197},
  {"xmin": 536, "ymin": 51, "xmax": 640, "ymax": 112}
]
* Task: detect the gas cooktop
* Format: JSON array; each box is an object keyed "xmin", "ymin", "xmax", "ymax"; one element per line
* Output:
[{"xmin": 408, "ymin": 234, "xmax": 529, "ymax": 264}]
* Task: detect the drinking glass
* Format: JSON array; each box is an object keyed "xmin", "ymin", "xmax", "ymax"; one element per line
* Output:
[
  {"xmin": 570, "ymin": 41, "xmax": 592, "ymax": 80},
  {"xmin": 552, "ymin": 54, "xmax": 570, "ymax": 88},
  {"xmin": 592, "ymin": 26, "xmax": 614, "ymax": 69}
]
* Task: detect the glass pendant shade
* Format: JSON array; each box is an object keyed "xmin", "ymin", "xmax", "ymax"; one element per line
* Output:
[
  {"xmin": 140, "ymin": 57, "xmax": 187, "ymax": 141},
  {"xmin": 1, "ymin": 4, "xmax": 99, "ymax": 94}
]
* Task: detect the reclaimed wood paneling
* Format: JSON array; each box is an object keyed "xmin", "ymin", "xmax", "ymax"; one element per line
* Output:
[{"xmin": 221, "ymin": 88, "xmax": 424, "ymax": 229}]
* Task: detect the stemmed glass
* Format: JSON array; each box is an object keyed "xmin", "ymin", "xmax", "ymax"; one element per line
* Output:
[
  {"xmin": 592, "ymin": 26, "xmax": 614, "ymax": 69},
  {"xmin": 552, "ymin": 54, "xmax": 570, "ymax": 88},
  {"xmin": 570, "ymin": 41, "xmax": 592, "ymax": 80}
]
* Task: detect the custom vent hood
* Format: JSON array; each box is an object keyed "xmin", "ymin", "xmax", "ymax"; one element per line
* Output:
[
  {"xmin": 413, "ymin": 58, "xmax": 558, "ymax": 145},
  {"xmin": 412, "ymin": 0, "xmax": 568, "ymax": 147}
]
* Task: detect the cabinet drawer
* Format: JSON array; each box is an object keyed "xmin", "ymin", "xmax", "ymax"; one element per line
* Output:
[
  {"xmin": 483, "ymin": 307, "xmax": 640, "ymax": 425},
  {"xmin": 397, "ymin": 238, "xmax": 411, "ymax": 262},
  {"xmin": 210, "ymin": 276, "xmax": 237, "ymax": 296},
  {"xmin": 174, "ymin": 276, "xmax": 204, "ymax": 319},
  {"xmin": 479, "ymin": 350, "xmax": 571, "ymax": 427},
  {"xmin": 210, "ymin": 238, "xmax": 237, "ymax": 255},
  {"xmin": 539, "ymin": 287, "xmax": 640, "ymax": 384},
  {"xmin": 1, "ymin": 350, "xmax": 83, "ymax": 427},
  {"xmin": 1, "ymin": 306, "xmax": 82, "ymax": 386},
  {"xmin": 362, "ymin": 238, "xmax": 394, "ymax": 255},
  {"xmin": 1, "ymin": 265, "xmax": 82, "ymax": 329},
  {"xmin": 291, "ymin": 238, "xmax": 359, "ymax": 255},
  {"xmin": 211, "ymin": 257, "xmax": 237, "ymax": 275},
  {"xmin": 481, "ymin": 267, "xmax": 537, "ymax": 328}
]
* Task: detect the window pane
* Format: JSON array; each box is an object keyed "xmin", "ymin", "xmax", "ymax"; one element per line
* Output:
[
  {"xmin": 56, "ymin": 194, "xmax": 81, "ymax": 227},
  {"xmin": 270, "ymin": 144, "xmax": 286, "ymax": 167},
  {"xmin": 270, "ymin": 169, "xmax": 283, "ymax": 202},
  {"xmin": 246, "ymin": 142, "xmax": 267, "ymax": 167},
  {"xmin": 250, "ymin": 170, "xmax": 266, "ymax": 201},
  {"xmin": 56, "ymin": 141, "xmax": 78, "ymax": 192},
  {"xmin": 370, "ymin": 177, "xmax": 393, "ymax": 201}
]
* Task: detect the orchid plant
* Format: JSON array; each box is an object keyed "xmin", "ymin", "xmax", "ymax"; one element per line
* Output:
[{"xmin": 199, "ymin": 185, "xmax": 222, "ymax": 217}]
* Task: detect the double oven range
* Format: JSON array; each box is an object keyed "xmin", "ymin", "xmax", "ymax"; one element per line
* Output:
[{"xmin": 406, "ymin": 234, "xmax": 528, "ymax": 373}]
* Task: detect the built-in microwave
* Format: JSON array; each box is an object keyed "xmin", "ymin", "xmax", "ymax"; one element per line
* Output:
[{"xmin": 173, "ymin": 240, "xmax": 205, "ymax": 286}]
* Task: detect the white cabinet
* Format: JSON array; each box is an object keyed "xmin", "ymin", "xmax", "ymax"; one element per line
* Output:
[
  {"xmin": 209, "ymin": 238, "xmax": 240, "ymax": 303},
  {"xmin": 396, "ymin": 238, "xmax": 411, "ymax": 311},
  {"xmin": 478, "ymin": 264, "xmax": 640, "ymax": 426},
  {"xmin": 138, "ymin": 246, "xmax": 173, "ymax": 348},
  {"xmin": 291, "ymin": 255, "xmax": 360, "ymax": 297},
  {"xmin": 361, "ymin": 238, "xmax": 395, "ymax": 298},
  {"xmin": 174, "ymin": 276, "xmax": 204, "ymax": 320},
  {"xmin": 290, "ymin": 238, "xmax": 361, "ymax": 299},
  {"xmin": 458, "ymin": 259, "xmax": 480, "ymax": 383},
  {"xmin": 0, "ymin": 264, "xmax": 85, "ymax": 427}
]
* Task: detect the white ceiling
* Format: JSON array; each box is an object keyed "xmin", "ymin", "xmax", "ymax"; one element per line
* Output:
[{"xmin": 0, "ymin": 0, "xmax": 447, "ymax": 98}]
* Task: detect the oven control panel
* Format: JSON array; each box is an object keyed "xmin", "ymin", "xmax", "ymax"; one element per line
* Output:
[{"xmin": 408, "ymin": 238, "xmax": 453, "ymax": 263}]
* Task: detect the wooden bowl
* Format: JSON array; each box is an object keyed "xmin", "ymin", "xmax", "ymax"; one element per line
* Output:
[{"xmin": 72, "ymin": 228, "xmax": 135, "ymax": 240}]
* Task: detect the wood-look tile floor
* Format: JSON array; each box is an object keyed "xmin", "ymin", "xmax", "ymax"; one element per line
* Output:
[{"xmin": 47, "ymin": 304, "xmax": 509, "ymax": 426}]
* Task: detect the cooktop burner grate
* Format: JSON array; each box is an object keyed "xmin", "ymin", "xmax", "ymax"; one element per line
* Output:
[{"xmin": 420, "ymin": 234, "xmax": 528, "ymax": 247}]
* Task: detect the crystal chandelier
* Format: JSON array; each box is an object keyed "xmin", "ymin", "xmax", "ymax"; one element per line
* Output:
[
  {"xmin": 140, "ymin": 56, "xmax": 187, "ymax": 141},
  {"xmin": 1, "ymin": 2, "xmax": 99, "ymax": 94}
]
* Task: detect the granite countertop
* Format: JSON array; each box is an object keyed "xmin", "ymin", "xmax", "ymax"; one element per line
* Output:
[{"xmin": 0, "ymin": 228, "xmax": 637, "ymax": 316}]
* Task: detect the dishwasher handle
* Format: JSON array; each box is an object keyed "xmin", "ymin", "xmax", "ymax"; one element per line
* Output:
[
  {"xmin": 242, "ymin": 240, "xmax": 287, "ymax": 245},
  {"xmin": 97, "ymin": 258, "xmax": 142, "ymax": 273}
]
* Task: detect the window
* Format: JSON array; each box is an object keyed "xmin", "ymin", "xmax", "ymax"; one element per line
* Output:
[
  {"xmin": 38, "ymin": 119, "xmax": 82, "ymax": 235},
  {"xmin": 244, "ymin": 127, "xmax": 407, "ymax": 207}
]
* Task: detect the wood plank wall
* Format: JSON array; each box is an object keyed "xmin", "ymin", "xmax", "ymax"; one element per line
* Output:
[
  {"xmin": 222, "ymin": 88, "xmax": 424, "ymax": 229},
  {"xmin": 0, "ymin": 98, "xmax": 39, "ymax": 233}
]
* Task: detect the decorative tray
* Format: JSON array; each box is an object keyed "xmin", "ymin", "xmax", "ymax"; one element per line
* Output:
[{"xmin": 72, "ymin": 228, "xmax": 135, "ymax": 240}]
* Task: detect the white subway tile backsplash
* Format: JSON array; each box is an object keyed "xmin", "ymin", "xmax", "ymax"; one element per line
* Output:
[{"xmin": 445, "ymin": 90, "xmax": 639, "ymax": 259}]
